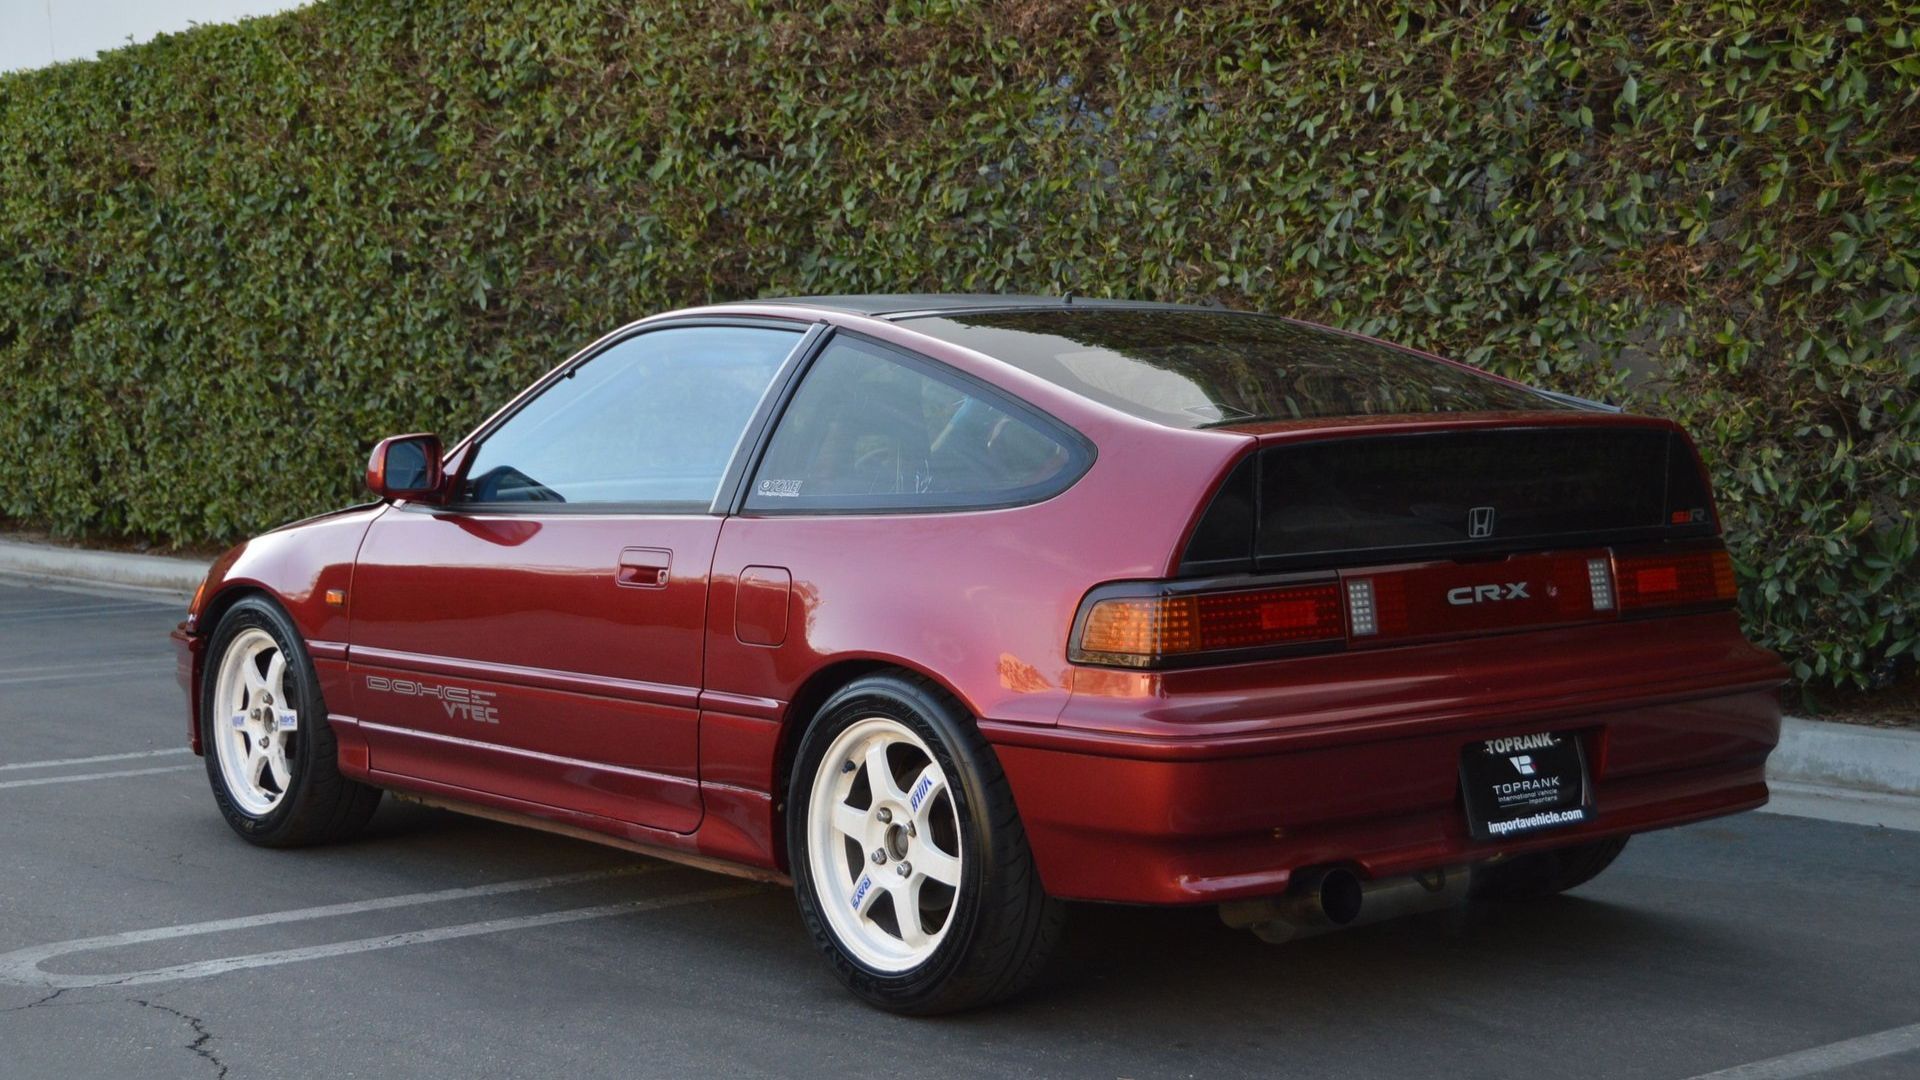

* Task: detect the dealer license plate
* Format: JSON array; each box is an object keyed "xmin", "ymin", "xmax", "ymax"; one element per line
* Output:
[{"xmin": 1459, "ymin": 731, "xmax": 1593, "ymax": 840}]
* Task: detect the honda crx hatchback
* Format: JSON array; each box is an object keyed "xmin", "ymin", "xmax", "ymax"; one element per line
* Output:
[{"xmin": 174, "ymin": 296, "xmax": 1786, "ymax": 1012}]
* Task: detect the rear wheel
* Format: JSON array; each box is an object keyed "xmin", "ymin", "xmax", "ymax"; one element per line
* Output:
[
  {"xmin": 201, "ymin": 596, "xmax": 380, "ymax": 846},
  {"xmin": 1471, "ymin": 835, "xmax": 1630, "ymax": 900},
  {"xmin": 788, "ymin": 673, "xmax": 1063, "ymax": 1014}
]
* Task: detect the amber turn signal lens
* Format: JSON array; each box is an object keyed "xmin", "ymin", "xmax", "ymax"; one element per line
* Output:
[
  {"xmin": 1078, "ymin": 595, "xmax": 1197, "ymax": 662},
  {"xmin": 1614, "ymin": 548, "xmax": 1736, "ymax": 612},
  {"xmin": 1074, "ymin": 583, "xmax": 1345, "ymax": 667},
  {"xmin": 184, "ymin": 581, "xmax": 207, "ymax": 628}
]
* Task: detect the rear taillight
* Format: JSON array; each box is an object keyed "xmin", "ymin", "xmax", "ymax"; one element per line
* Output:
[
  {"xmin": 1076, "ymin": 545, "xmax": 1735, "ymax": 668},
  {"xmin": 1072, "ymin": 582, "xmax": 1344, "ymax": 668},
  {"xmin": 1614, "ymin": 548, "xmax": 1736, "ymax": 612}
]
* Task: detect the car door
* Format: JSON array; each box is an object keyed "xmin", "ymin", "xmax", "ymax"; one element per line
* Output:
[{"xmin": 347, "ymin": 320, "xmax": 807, "ymax": 833}]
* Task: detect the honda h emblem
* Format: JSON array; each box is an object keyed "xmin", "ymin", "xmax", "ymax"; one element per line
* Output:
[{"xmin": 1468, "ymin": 506, "xmax": 1496, "ymax": 538}]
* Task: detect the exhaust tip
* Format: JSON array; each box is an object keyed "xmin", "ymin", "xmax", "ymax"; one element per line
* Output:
[{"xmin": 1316, "ymin": 868, "xmax": 1363, "ymax": 925}]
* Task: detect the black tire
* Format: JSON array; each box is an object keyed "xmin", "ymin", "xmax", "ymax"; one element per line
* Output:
[
  {"xmin": 787, "ymin": 672, "xmax": 1065, "ymax": 1014},
  {"xmin": 1470, "ymin": 835, "xmax": 1630, "ymax": 901},
  {"xmin": 199, "ymin": 596, "xmax": 381, "ymax": 846}
]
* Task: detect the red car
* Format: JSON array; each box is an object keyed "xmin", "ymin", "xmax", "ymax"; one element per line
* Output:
[{"xmin": 173, "ymin": 296, "xmax": 1786, "ymax": 1012}]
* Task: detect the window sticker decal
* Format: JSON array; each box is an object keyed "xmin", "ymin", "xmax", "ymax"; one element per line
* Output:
[{"xmin": 757, "ymin": 478, "xmax": 803, "ymax": 498}]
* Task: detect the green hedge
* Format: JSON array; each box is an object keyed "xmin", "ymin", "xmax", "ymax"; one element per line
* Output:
[{"xmin": 1, "ymin": 0, "xmax": 1914, "ymax": 686}]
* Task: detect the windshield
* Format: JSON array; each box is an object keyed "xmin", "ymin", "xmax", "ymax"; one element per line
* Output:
[{"xmin": 902, "ymin": 309, "xmax": 1563, "ymax": 428}]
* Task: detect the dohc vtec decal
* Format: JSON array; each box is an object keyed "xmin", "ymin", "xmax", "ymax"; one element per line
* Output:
[{"xmin": 364, "ymin": 675, "xmax": 501, "ymax": 724}]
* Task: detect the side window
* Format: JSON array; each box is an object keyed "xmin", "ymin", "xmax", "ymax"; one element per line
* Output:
[
  {"xmin": 745, "ymin": 335, "xmax": 1087, "ymax": 512},
  {"xmin": 461, "ymin": 325, "xmax": 798, "ymax": 508}
]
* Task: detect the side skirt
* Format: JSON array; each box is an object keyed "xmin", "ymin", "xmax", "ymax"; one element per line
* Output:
[
  {"xmin": 387, "ymin": 788, "xmax": 791, "ymax": 887},
  {"xmin": 328, "ymin": 712, "xmax": 787, "ymax": 886}
]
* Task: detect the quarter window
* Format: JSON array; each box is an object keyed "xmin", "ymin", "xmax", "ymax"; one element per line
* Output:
[
  {"xmin": 745, "ymin": 336, "xmax": 1086, "ymax": 512},
  {"xmin": 461, "ymin": 325, "xmax": 798, "ymax": 508}
]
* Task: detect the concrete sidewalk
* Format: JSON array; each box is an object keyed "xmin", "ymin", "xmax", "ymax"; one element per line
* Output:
[{"xmin": 0, "ymin": 536, "xmax": 207, "ymax": 597}]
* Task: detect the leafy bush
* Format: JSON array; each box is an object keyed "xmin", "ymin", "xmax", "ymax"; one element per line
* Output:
[{"xmin": 0, "ymin": 0, "xmax": 1913, "ymax": 686}]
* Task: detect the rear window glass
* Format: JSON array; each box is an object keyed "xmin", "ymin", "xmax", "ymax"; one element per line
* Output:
[
  {"xmin": 1258, "ymin": 428, "xmax": 1678, "ymax": 563},
  {"xmin": 903, "ymin": 309, "xmax": 1563, "ymax": 427}
]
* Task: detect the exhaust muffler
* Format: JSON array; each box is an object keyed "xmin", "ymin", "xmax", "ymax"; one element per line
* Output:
[{"xmin": 1220, "ymin": 865, "xmax": 1470, "ymax": 943}]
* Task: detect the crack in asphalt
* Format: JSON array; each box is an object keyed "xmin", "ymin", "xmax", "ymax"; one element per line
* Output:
[
  {"xmin": 1, "ymin": 986, "xmax": 68, "ymax": 1012},
  {"xmin": 4, "ymin": 990, "xmax": 230, "ymax": 1077},
  {"xmin": 130, "ymin": 998, "xmax": 229, "ymax": 1080}
]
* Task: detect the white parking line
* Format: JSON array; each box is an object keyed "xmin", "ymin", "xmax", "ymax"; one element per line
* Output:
[
  {"xmin": 0, "ymin": 765, "xmax": 200, "ymax": 790},
  {"xmin": 0, "ymin": 867, "xmax": 760, "ymax": 989},
  {"xmin": 0, "ymin": 600, "xmax": 167, "ymax": 616},
  {"xmin": 0, "ymin": 573, "xmax": 189, "ymax": 606},
  {"xmin": 0, "ymin": 663, "xmax": 172, "ymax": 686},
  {"xmin": 1685, "ymin": 1022, "xmax": 1920, "ymax": 1079},
  {"xmin": 0, "ymin": 748, "xmax": 193, "ymax": 772},
  {"xmin": 0, "ymin": 602, "xmax": 177, "ymax": 624},
  {"xmin": 0, "ymin": 659, "xmax": 170, "ymax": 678}
]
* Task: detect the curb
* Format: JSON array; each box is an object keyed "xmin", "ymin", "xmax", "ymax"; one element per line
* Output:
[
  {"xmin": 1767, "ymin": 716, "xmax": 1920, "ymax": 799},
  {"xmin": 0, "ymin": 537, "xmax": 209, "ymax": 597},
  {"xmin": 1760, "ymin": 780, "xmax": 1920, "ymax": 832}
]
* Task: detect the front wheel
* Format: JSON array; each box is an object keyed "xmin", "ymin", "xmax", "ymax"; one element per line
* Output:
[
  {"xmin": 200, "ymin": 596, "xmax": 381, "ymax": 846},
  {"xmin": 788, "ymin": 673, "xmax": 1063, "ymax": 1014}
]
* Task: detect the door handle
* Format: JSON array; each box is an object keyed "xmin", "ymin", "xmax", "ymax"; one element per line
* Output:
[{"xmin": 617, "ymin": 547, "xmax": 672, "ymax": 589}]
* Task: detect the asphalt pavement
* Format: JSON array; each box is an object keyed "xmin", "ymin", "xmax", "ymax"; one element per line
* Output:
[{"xmin": 2, "ymin": 574, "xmax": 1916, "ymax": 1080}]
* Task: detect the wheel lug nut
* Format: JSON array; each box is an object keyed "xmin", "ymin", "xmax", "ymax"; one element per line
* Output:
[
  {"xmin": 906, "ymin": 822, "xmax": 917, "ymax": 838},
  {"xmin": 870, "ymin": 849, "xmax": 887, "ymax": 865},
  {"xmin": 896, "ymin": 862, "xmax": 911, "ymax": 877},
  {"xmin": 876, "ymin": 808, "xmax": 892, "ymax": 824}
]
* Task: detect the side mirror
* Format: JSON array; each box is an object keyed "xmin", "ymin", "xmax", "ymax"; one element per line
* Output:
[{"xmin": 366, "ymin": 433, "xmax": 445, "ymax": 500}]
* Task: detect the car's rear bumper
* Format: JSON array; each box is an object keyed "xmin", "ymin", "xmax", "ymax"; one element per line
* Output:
[{"xmin": 984, "ymin": 614, "xmax": 1786, "ymax": 905}]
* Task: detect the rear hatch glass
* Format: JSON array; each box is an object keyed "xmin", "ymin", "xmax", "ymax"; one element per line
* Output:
[
  {"xmin": 1186, "ymin": 425, "xmax": 1716, "ymax": 574},
  {"xmin": 902, "ymin": 308, "xmax": 1568, "ymax": 426}
]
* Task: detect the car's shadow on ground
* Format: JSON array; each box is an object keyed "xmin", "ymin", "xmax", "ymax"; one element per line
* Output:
[
  {"xmin": 331, "ymin": 798, "xmax": 1771, "ymax": 1025},
  {"xmin": 1006, "ymin": 889, "xmax": 1764, "ymax": 1024}
]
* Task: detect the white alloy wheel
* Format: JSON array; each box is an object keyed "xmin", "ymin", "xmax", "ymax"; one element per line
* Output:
[
  {"xmin": 807, "ymin": 715, "xmax": 965, "ymax": 972},
  {"xmin": 210, "ymin": 627, "xmax": 302, "ymax": 817}
]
